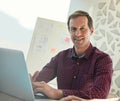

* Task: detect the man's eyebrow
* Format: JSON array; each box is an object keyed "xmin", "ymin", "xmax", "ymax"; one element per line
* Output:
[{"xmin": 80, "ymin": 25, "xmax": 86, "ymax": 27}]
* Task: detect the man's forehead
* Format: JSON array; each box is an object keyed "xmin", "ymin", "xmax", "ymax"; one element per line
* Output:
[{"xmin": 69, "ymin": 16, "xmax": 88, "ymax": 24}]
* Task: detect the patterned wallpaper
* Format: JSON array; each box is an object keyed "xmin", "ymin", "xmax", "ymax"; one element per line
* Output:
[{"xmin": 91, "ymin": 0, "xmax": 120, "ymax": 96}]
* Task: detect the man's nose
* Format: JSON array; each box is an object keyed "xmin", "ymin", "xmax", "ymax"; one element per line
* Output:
[{"xmin": 74, "ymin": 30, "xmax": 81, "ymax": 36}]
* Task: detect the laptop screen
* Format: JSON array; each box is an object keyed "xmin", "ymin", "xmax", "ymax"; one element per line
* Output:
[{"xmin": 0, "ymin": 48, "xmax": 35, "ymax": 101}]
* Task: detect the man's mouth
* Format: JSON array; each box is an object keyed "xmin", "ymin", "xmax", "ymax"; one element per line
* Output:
[{"xmin": 75, "ymin": 37, "xmax": 84, "ymax": 42}]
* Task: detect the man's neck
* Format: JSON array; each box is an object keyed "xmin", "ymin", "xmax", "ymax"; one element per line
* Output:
[{"xmin": 74, "ymin": 43, "xmax": 90, "ymax": 56}]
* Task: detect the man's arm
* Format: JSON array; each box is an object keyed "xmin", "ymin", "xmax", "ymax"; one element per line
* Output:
[{"xmin": 34, "ymin": 56, "xmax": 58, "ymax": 82}]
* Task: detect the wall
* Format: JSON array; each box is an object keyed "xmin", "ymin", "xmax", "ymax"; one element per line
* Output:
[
  {"xmin": 0, "ymin": 0, "xmax": 70, "ymax": 58},
  {"xmin": 69, "ymin": 0, "xmax": 120, "ymax": 96},
  {"xmin": 27, "ymin": 17, "xmax": 72, "ymax": 74}
]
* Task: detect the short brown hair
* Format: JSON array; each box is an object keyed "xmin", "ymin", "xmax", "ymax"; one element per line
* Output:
[{"xmin": 67, "ymin": 10, "xmax": 93, "ymax": 29}]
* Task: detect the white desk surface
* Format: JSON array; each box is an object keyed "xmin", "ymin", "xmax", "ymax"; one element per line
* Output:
[
  {"xmin": 0, "ymin": 92, "xmax": 120, "ymax": 101},
  {"xmin": 0, "ymin": 92, "xmax": 58, "ymax": 101}
]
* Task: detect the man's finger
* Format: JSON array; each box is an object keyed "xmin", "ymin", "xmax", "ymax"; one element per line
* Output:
[{"xmin": 32, "ymin": 71, "xmax": 40, "ymax": 81}]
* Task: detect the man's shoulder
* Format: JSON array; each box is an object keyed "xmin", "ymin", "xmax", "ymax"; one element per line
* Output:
[
  {"xmin": 59, "ymin": 48, "xmax": 72, "ymax": 53},
  {"xmin": 93, "ymin": 47, "xmax": 113, "ymax": 67},
  {"xmin": 57, "ymin": 48, "xmax": 73, "ymax": 57},
  {"xmin": 93, "ymin": 47, "xmax": 110, "ymax": 58}
]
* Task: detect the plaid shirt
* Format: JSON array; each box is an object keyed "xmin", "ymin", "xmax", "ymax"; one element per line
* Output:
[{"xmin": 36, "ymin": 44, "xmax": 113, "ymax": 99}]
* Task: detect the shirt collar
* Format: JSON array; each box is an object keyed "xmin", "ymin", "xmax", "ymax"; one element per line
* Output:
[{"xmin": 71, "ymin": 43, "xmax": 93, "ymax": 59}]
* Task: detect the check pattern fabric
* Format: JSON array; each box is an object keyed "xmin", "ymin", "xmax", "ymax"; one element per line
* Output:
[{"xmin": 36, "ymin": 43, "xmax": 113, "ymax": 99}]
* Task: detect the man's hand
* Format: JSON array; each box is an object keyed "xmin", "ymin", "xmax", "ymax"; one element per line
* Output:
[
  {"xmin": 30, "ymin": 71, "xmax": 40, "ymax": 82},
  {"xmin": 60, "ymin": 95, "xmax": 85, "ymax": 101},
  {"xmin": 32, "ymin": 81, "xmax": 63, "ymax": 99}
]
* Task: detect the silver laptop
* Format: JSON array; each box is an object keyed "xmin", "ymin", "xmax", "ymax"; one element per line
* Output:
[{"xmin": 0, "ymin": 48, "xmax": 57, "ymax": 101}]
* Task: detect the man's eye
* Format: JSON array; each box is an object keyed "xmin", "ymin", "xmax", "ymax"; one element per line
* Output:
[
  {"xmin": 80, "ymin": 27, "xmax": 85, "ymax": 31},
  {"xmin": 71, "ymin": 28, "xmax": 77, "ymax": 32}
]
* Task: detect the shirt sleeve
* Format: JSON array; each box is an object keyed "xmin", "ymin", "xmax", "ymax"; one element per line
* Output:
[
  {"xmin": 36, "ymin": 55, "xmax": 58, "ymax": 82},
  {"xmin": 62, "ymin": 55, "xmax": 113, "ymax": 99}
]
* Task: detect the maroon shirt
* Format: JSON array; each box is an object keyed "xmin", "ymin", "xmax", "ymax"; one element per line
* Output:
[{"xmin": 36, "ymin": 44, "xmax": 113, "ymax": 99}]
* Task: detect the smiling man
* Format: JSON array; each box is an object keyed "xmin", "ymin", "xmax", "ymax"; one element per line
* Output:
[{"xmin": 31, "ymin": 10, "xmax": 113, "ymax": 100}]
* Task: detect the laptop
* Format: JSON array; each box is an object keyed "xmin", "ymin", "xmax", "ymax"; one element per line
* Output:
[{"xmin": 0, "ymin": 47, "xmax": 57, "ymax": 101}]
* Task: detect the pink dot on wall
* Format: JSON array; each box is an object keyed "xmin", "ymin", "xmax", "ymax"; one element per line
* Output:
[
  {"xmin": 50, "ymin": 48, "xmax": 57, "ymax": 54},
  {"xmin": 64, "ymin": 37, "xmax": 70, "ymax": 43}
]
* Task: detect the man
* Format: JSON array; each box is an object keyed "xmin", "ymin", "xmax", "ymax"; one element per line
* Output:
[{"xmin": 31, "ymin": 10, "xmax": 113, "ymax": 100}]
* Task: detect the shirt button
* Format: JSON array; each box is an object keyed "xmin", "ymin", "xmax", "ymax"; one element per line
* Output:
[
  {"xmin": 73, "ymin": 76, "xmax": 77, "ymax": 79},
  {"xmin": 77, "ymin": 62, "xmax": 79, "ymax": 65}
]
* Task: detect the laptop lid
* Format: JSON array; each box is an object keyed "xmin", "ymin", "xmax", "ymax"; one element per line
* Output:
[{"xmin": 0, "ymin": 48, "xmax": 35, "ymax": 101}]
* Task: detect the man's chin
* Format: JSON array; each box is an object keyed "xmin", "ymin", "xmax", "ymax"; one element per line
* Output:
[{"xmin": 75, "ymin": 44, "xmax": 84, "ymax": 49}]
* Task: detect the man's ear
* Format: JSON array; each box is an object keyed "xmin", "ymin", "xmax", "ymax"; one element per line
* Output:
[{"xmin": 90, "ymin": 27, "xmax": 94, "ymax": 35}]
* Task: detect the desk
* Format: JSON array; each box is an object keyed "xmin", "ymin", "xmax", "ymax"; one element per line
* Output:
[
  {"xmin": 0, "ymin": 92, "xmax": 58, "ymax": 101},
  {"xmin": 0, "ymin": 92, "xmax": 120, "ymax": 101}
]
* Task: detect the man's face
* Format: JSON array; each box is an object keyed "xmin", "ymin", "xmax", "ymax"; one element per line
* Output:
[{"xmin": 69, "ymin": 16, "xmax": 94, "ymax": 49}]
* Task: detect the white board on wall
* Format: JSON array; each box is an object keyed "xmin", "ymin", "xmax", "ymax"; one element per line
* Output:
[{"xmin": 26, "ymin": 17, "xmax": 73, "ymax": 75}]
